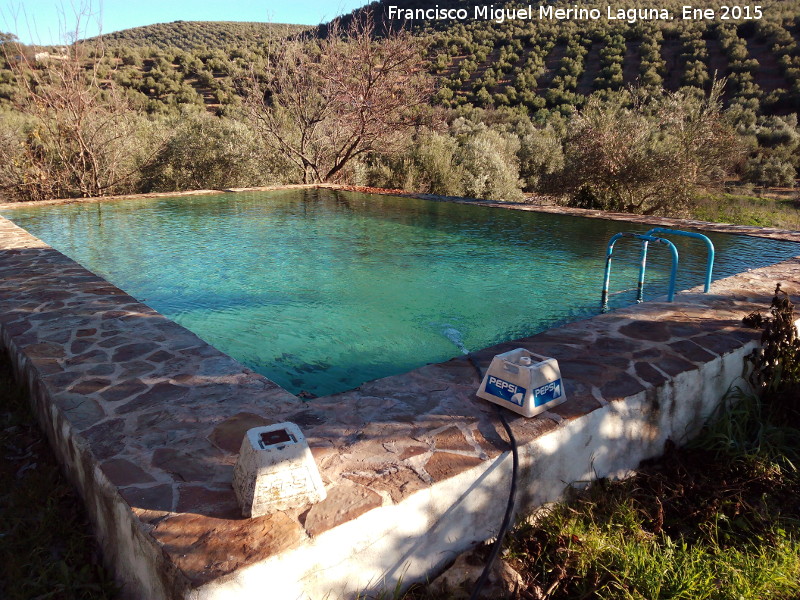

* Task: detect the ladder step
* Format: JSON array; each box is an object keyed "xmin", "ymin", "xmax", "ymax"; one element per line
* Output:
[{"xmin": 609, "ymin": 288, "xmax": 639, "ymax": 296}]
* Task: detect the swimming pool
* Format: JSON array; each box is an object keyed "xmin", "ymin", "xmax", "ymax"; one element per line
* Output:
[{"xmin": 3, "ymin": 189, "xmax": 798, "ymax": 396}]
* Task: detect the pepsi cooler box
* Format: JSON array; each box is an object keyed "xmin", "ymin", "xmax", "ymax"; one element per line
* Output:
[{"xmin": 477, "ymin": 348, "xmax": 566, "ymax": 417}]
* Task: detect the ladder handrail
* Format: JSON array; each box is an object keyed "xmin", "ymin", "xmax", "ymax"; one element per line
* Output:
[
  {"xmin": 601, "ymin": 232, "xmax": 679, "ymax": 310},
  {"xmin": 640, "ymin": 228, "xmax": 715, "ymax": 297}
]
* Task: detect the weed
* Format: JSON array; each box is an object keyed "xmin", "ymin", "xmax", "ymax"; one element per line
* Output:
[
  {"xmin": 693, "ymin": 386, "xmax": 800, "ymax": 470},
  {"xmin": 745, "ymin": 284, "xmax": 800, "ymax": 424},
  {"xmin": 691, "ymin": 193, "xmax": 800, "ymax": 230}
]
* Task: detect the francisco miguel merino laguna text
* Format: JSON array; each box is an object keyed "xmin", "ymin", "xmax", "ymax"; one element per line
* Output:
[{"xmin": 388, "ymin": 4, "xmax": 677, "ymax": 24}]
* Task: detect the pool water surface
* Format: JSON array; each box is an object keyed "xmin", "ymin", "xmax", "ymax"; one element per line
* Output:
[{"xmin": 3, "ymin": 189, "xmax": 798, "ymax": 396}]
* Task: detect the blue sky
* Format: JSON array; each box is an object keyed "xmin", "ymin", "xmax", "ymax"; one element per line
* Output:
[{"xmin": 3, "ymin": 0, "xmax": 369, "ymax": 45}]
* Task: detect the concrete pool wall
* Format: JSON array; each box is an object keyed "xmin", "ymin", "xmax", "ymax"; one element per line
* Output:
[{"xmin": 1, "ymin": 188, "xmax": 800, "ymax": 599}]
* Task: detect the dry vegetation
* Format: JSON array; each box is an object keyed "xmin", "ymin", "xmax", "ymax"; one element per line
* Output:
[{"xmin": 0, "ymin": 0, "xmax": 797, "ymax": 210}]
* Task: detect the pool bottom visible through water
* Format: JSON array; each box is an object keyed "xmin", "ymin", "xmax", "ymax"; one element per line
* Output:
[{"xmin": 2, "ymin": 189, "xmax": 799, "ymax": 397}]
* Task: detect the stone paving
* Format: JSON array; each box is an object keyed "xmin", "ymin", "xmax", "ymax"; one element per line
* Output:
[{"xmin": 1, "ymin": 189, "xmax": 800, "ymax": 598}]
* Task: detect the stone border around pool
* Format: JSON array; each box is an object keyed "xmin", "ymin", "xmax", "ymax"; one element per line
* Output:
[{"xmin": 1, "ymin": 187, "xmax": 800, "ymax": 599}]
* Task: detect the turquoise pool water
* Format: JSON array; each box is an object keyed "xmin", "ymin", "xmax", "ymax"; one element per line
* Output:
[{"xmin": 3, "ymin": 189, "xmax": 799, "ymax": 396}]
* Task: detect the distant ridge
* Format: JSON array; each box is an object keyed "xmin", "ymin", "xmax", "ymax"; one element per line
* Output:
[
  {"xmin": 22, "ymin": 0, "xmax": 800, "ymax": 116},
  {"xmin": 325, "ymin": 0, "xmax": 800, "ymax": 113},
  {"xmin": 93, "ymin": 21, "xmax": 310, "ymax": 51}
]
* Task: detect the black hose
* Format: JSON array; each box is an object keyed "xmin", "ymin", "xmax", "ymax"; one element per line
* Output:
[{"xmin": 467, "ymin": 354, "xmax": 520, "ymax": 600}]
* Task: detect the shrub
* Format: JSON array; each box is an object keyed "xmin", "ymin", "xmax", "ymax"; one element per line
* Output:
[
  {"xmin": 452, "ymin": 119, "xmax": 524, "ymax": 201},
  {"xmin": 551, "ymin": 82, "xmax": 742, "ymax": 216},
  {"xmin": 0, "ymin": 38, "xmax": 155, "ymax": 201},
  {"xmin": 518, "ymin": 125, "xmax": 564, "ymax": 191},
  {"xmin": 361, "ymin": 130, "xmax": 466, "ymax": 197},
  {"xmin": 743, "ymin": 155, "xmax": 796, "ymax": 187},
  {"xmin": 139, "ymin": 112, "xmax": 287, "ymax": 192},
  {"xmin": 745, "ymin": 284, "xmax": 800, "ymax": 424},
  {"xmin": 741, "ymin": 114, "xmax": 800, "ymax": 187}
]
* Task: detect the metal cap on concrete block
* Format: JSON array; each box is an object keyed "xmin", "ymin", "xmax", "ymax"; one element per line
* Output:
[{"xmin": 232, "ymin": 422, "xmax": 326, "ymax": 518}]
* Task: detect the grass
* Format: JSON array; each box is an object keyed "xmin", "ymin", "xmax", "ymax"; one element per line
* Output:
[
  {"xmin": 0, "ymin": 351, "xmax": 118, "ymax": 600},
  {"xmin": 691, "ymin": 191, "xmax": 800, "ymax": 230}
]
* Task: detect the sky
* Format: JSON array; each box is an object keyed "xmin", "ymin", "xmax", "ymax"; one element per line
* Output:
[{"xmin": 3, "ymin": 0, "xmax": 369, "ymax": 45}]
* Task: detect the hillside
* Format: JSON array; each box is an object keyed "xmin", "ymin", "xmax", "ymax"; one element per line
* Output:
[
  {"xmin": 335, "ymin": 0, "xmax": 800, "ymax": 114},
  {"xmin": 92, "ymin": 21, "xmax": 310, "ymax": 51},
  {"xmin": 0, "ymin": 1, "xmax": 797, "ymax": 208},
  {"xmin": 0, "ymin": 22, "xmax": 309, "ymax": 114},
  {"xmin": 2, "ymin": 0, "xmax": 799, "ymax": 116}
]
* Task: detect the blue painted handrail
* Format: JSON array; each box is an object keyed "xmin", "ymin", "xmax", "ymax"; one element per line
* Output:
[
  {"xmin": 638, "ymin": 228, "xmax": 715, "ymax": 300},
  {"xmin": 601, "ymin": 232, "xmax": 679, "ymax": 310}
]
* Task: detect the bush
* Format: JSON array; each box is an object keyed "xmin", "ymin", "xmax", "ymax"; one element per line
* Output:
[
  {"xmin": 741, "ymin": 114, "xmax": 799, "ymax": 187},
  {"xmin": 0, "ymin": 106, "xmax": 153, "ymax": 202},
  {"xmin": 139, "ymin": 112, "xmax": 287, "ymax": 192},
  {"xmin": 518, "ymin": 125, "xmax": 564, "ymax": 191},
  {"xmin": 743, "ymin": 155, "xmax": 796, "ymax": 187},
  {"xmin": 360, "ymin": 131, "xmax": 466, "ymax": 196},
  {"xmin": 550, "ymin": 83, "xmax": 742, "ymax": 216},
  {"xmin": 745, "ymin": 284, "xmax": 800, "ymax": 424},
  {"xmin": 452, "ymin": 119, "xmax": 524, "ymax": 201},
  {"xmin": 409, "ymin": 132, "xmax": 465, "ymax": 195},
  {"xmin": 0, "ymin": 112, "xmax": 46, "ymax": 202},
  {"xmin": 360, "ymin": 116, "xmax": 526, "ymax": 202}
]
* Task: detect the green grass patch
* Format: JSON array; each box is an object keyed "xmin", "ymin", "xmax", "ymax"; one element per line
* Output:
[
  {"xmin": 0, "ymin": 352, "xmax": 118, "ymax": 600},
  {"xmin": 691, "ymin": 192, "xmax": 800, "ymax": 229}
]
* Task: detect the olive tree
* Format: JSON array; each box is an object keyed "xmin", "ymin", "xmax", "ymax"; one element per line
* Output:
[
  {"xmin": 553, "ymin": 82, "xmax": 742, "ymax": 216},
  {"xmin": 139, "ymin": 112, "xmax": 286, "ymax": 191},
  {"xmin": 244, "ymin": 16, "xmax": 434, "ymax": 184},
  {"xmin": 742, "ymin": 114, "xmax": 799, "ymax": 187}
]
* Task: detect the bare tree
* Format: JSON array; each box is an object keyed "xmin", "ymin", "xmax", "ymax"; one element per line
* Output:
[
  {"xmin": 244, "ymin": 16, "xmax": 434, "ymax": 184},
  {"xmin": 0, "ymin": 16, "xmax": 149, "ymax": 201}
]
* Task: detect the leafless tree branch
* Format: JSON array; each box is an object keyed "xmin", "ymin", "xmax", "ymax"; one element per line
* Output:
[{"xmin": 243, "ymin": 14, "xmax": 435, "ymax": 184}]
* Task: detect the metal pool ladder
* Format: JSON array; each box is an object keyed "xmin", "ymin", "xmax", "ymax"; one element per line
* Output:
[{"xmin": 601, "ymin": 228, "xmax": 715, "ymax": 310}]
